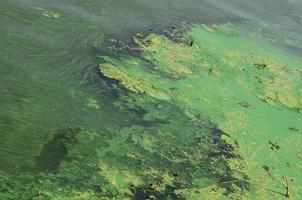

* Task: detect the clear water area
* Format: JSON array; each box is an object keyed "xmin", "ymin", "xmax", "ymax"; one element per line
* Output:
[{"xmin": 0, "ymin": 0, "xmax": 302, "ymax": 199}]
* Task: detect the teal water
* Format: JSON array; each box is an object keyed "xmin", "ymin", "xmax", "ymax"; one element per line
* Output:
[{"xmin": 1, "ymin": 0, "xmax": 302, "ymax": 199}]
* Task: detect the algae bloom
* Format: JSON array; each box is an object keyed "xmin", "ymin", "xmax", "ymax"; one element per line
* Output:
[
  {"xmin": 0, "ymin": 1, "xmax": 302, "ymax": 199},
  {"xmin": 99, "ymin": 23, "xmax": 302, "ymax": 199}
]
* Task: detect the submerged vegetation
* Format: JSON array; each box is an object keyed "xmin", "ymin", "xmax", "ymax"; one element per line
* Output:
[{"xmin": 1, "ymin": 20, "xmax": 302, "ymax": 199}]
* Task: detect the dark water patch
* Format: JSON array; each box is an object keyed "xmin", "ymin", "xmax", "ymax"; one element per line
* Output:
[
  {"xmin": 289, "ymin": 127, "xmax": 299, "ymax": 132},
  {"xmin": 130, "ymin": 181, "xmax": 184, "ymax": 200},
  {"xmin": 35, "ymin": 127, "xmax": 81, "ymax": 171}
]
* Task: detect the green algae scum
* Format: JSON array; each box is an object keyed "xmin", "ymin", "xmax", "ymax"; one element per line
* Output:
[{"xmin": 1, "ymin": 1, "xmax": 302, "ymax": 200}]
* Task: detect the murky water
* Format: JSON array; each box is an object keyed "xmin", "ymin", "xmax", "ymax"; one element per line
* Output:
[{"xmin": 1, "ymin": 0, "xmax": 302, "ymax": 199}]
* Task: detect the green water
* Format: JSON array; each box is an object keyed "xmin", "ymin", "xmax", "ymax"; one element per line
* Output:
[
  {"xmin": 1, "ymin": 0, "xmax": 302, "ymax": 199},
  {"xmin": 0, "ymin": 0, "xmax": 244, "ymax": 174}
]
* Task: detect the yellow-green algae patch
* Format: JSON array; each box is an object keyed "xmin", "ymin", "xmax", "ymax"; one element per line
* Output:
[
  {"xmin": 134, "ymin": 34, "xmax": 194, "ymax": 78},
  {"xmin": 100, "ymin": 61, "xmax": 170, "ymax": 100},
  {"xmin": 99, "ymin": 23, "xmax": 302, "ymax": 199}
]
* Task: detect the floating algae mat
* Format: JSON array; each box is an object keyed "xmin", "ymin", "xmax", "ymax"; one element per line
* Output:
[
  {"xmin": 98, "ymin": 23, "xmax": 302, "ymax": 199},
  {"xmin": 1, "ymin": 21, "xmax": 302, "ymax": 199}
]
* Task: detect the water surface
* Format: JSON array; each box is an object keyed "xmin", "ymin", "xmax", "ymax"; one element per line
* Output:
[{"xmin": 0, "ymin": 0, "xmax": 302, "ymax": 199}]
